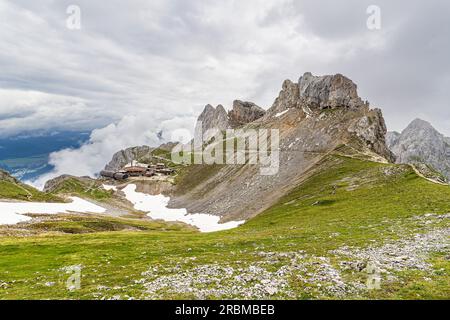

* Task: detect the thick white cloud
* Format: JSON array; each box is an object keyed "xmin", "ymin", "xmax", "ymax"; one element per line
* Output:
[
  {"xmin": 0, "ymin": 89, "xmax": 93, "ymax": 135},
  {"xmin": 30, "ymin": 114, "xmax": 196, "ymax": 189},
  {"xmin": 0, "ymin": 0, "xmax": 396, "ymax": 131},
  {"xmin": 1, "ymin": 0, "xmax": 450, "ymax": 186}
]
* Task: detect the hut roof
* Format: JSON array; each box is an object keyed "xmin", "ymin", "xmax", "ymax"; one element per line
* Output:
[{"xmin": 123, "ymin": 166, "xmax": 146, "ymax": 172}]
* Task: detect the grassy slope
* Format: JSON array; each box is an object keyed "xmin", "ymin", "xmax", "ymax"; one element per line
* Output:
[
  {"xmin": 4, "ymin": 214, "xmax": 194, "ymax": 236},
  {"xmin": 0, "ymin": 180, "xmax": 62, "ymax": 202},
  {"xmin": 49, "ymin": 178, "xmax": 112, "ymax": 201},
  {"xmin": 0, "ymin": 156, "xmax": 448, "ymax": 299}
]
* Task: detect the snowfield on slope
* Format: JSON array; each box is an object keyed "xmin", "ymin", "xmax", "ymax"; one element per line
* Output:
[
  {"xmin": 0, "ymin": 197, "xmax": 106, "ymax": 225},
  {"xmin": 122, "ymin": 184, "xmax": 245, "ymax": 232},
  {"xmin": 275, "ymin": 109, "xmax": 289, "ymax": 118}
]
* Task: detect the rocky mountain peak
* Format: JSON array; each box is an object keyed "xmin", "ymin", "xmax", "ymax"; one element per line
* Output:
[
  {"xmin": 196, "ymin": 104, "xmax": 229, "ymax": 138},
  {"xmin": 387, "ymin": 119, "xmax": 450, "ymax": 180},
  {"xmin": 403, "ymin": 118, "xmax": 438, "ymax": 136},
  {"xmin": 193, "ymin": 72, "xmax": 393, "ymax": 162},
  {"xmin": 400, "ymin": 119, "xmax": 445, "ymax": 143},
  {"xmin": 268, "ymin": 79, "xmax": 301, "ymax": 113},
  {"xmin": 228, "ymin": 100, "xmax": 266, "ymax": 128},
  {"xmin": 195, "ymin": 100, "xmax": 266, "ymax": 140},
  {"xmin": 298, "ymin": 72, "xmax": 364, "ymax": 110},
  {"xmin": 105, "ymin": 145, "xmax": 155, "ymax": 171},
  {"xmin": 267, "ymin": 72, "xmax": 367, "ymax": 116},
  {"xmin": 408, "ymin": 118, "xmax": 434, "ymax": 128}
]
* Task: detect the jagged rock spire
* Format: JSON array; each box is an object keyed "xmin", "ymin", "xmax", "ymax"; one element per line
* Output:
[
  {"xmin": 195, "ymin": 100, "xmax": 266, "ymax": 141},
  {"xmin": 228, "ymin": 100, "xmax": 266, "ymax": 128}
]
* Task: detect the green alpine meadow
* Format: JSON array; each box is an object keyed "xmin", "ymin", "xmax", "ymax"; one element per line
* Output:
[{"xmin": 0, "ymin": 1, "xmax": 449, "ymax": 306}]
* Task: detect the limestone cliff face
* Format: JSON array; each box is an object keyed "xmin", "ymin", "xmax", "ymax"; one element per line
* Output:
[
  {"xmin": 195, "ymin": 100, "xmax": 266, "ymax": 141},
  {"xmin": 104, "ymin": 143, "xmax": 177, "ymax": 172},
  {"xmin": 266, "ymin": 73, "xmax": 364, "ymax": 116},
  {"xmin": 228, "ymin": 100, "xmax": 266, "ymax": 128},
  {"xmin": 105, "ymin": 146, "xmax": 155, "ymax": 171},
  {"xmin": 266, "ymin": 79, "xmax": 300, "ymax": 114},
  {"xmin": 386, "ymin": 131, "xmax": 401, "ymax": 149},
  {"xmin": 298, "ymin": 72, "xmax": 364, "ymax": 110},
  {"xmin": 196, "ymin": 104, "xmax": 229, "ymax": 141},
  {"xmin": 171, "ymin": 72, "xmax": 395, "ymax": 220},
  {"xmin": 387, "ymin": 119, "xmax": 450, "ymax": 180},
  {"xmin": 262, "ymin": 72, "xmax": 393, "ymax": 162},
  {"xmin": 347, "ymin": 108, "xmax": 394, "ymax": 162}
]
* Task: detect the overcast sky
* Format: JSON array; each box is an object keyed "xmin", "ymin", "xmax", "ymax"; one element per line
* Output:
[{"xmin": 1, "ymin": 0, "xmax": 449, "ymax": 184}]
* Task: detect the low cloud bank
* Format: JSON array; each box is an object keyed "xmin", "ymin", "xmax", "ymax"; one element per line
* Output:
[{"xmin": 29, "ymin": 114, "xmax": 196, "ymax": 189}]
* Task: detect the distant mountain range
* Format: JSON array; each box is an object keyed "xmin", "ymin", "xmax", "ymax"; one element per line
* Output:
[
  {"xmin": 387, "ymin": 119, "xmax": 450, "ymax": 181},
  {"xmin": 0, "ymin": 131, "xmax": 90, "ymax": 181}
]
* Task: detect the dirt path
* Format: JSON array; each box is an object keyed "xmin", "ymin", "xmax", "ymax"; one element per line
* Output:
[
  {"xmin": 17, "ymin": 184, "xmax": 33, "ymax": 200},
  {"xmin": 409, "ymin": 164, "xmax": 449, "ymax": 186}
]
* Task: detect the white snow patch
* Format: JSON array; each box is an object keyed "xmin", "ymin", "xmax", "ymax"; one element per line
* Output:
[
  {"xmin": 0, "ymin": 197, "xmax": 106, "ymax": 225},
  {"xmin": 275, "ymin": 109, "xmax": 289, "ymax": 118},
  {"xmin": 122, "ymin": 184, "xmax": 245, "ymax": 232},
  {"xmin": 103, "ymin": 185, "xmax": 117, "ymax": 191},
  {"xmin": 302, "ymin": 106, "xmax": 312, "ymax": 118}
]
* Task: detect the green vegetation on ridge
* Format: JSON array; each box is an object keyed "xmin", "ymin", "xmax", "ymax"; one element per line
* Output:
[
  {"xmin": 48, "ymin": 177, "xmax": 112, "ymax": 201},
  {"xmin": 0, "ymin": 180, "xmax": 62, "ymax": 202}
]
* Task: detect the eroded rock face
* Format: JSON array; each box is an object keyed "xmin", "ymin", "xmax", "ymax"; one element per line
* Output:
[
  {"xmin": 266, "ymin": 72, "xmax": 367, "ymax": 117},
  {"xmin": 267, "ymin": 79, "xmax": 301, "ymax": 114},
  {"xmin": 263, "ymin": 72, "xmax": 393, "ymax": 161},
  {"xmin": 386, "ymin": 131, "xmax": 401, "ymax": 148},
  {"xmin": 195, "ymin": 101, "xmax": 266, "ymax": 140},
  {"xmin": 105, "ymin": 146, "xmax": 154, "ymax": 171},
  {"xmin": 298, "ymin": 72, "xmax": 364, "ymax": 110},
  {"xmin": 348, "ymin": 109, "xmax": 395, "ymax": 162},
  {"xmin": 387, "ymin": 119, "xmax": 450, "ymax": 179},
  {"xmin": 228, "ymin": 100, "xmax": 266, "ymax": 128},
  {"xmin": 196, "ymin": 104, "xmax": 230, "ymax": 141},
  {"xmin": 104, "ymin": 143, "xmax": 177, "ymax": 172}
]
